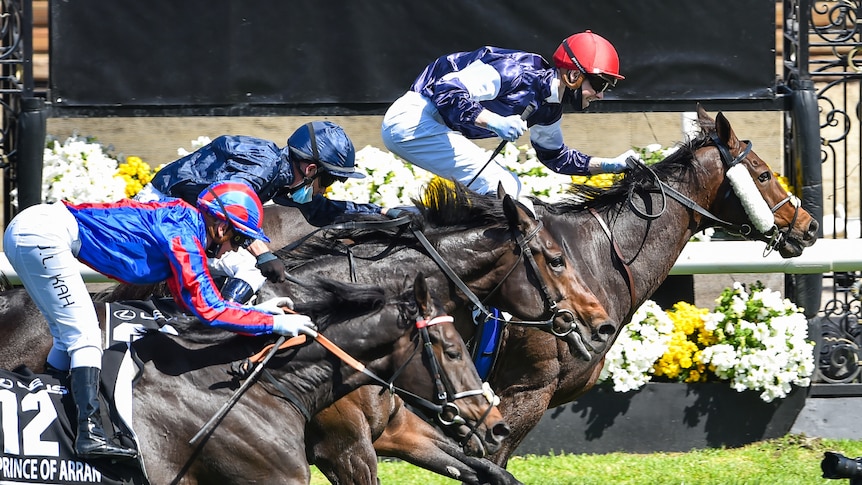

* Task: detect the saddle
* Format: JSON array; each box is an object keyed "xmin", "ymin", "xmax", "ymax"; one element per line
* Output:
[{"xmin": 0, "ymin": 299, "xmax": 185, "ymax": 485}]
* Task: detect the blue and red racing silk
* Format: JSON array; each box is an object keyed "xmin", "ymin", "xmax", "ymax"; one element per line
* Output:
[
  {"xmin": 64, "ymin": 198, "xmax": 276, "ymax": 335},
  {"xmin": 410, "ymin": 46, "xmax": 592, "ymax": 175}
]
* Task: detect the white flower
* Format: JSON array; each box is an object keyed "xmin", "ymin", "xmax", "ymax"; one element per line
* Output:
[
  {"xmin": 601, "ymin": 281, "xmax": 814, "ymax": 403},
  {"xmin": 13, "ymin": 135, "xmax": 128, "ymax": 207}
]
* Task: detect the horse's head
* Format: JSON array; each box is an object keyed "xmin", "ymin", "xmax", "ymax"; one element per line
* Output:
[
  {"xmin": 390, "ymin": 272, "xmax": 509, "ymax": 457},
  {"xmin": 294, "ymin": 273, "xmax": 509, "ymax": 457},
  {"xmin": 696, "ymin": 105, "xmax": 818, "ymax": 257},
  {"xmin": 492, "ymin": 191, "xmax": 616, "ymax": 360}
]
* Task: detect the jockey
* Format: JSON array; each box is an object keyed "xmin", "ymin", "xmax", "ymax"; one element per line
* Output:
[
  {"xmin": 136, "ymin": 121, "xmax": 381, "ymax": 299},
  {"xmin": 3, "ymin": 181, "xmax": 316, "ymax": 460},
  {"xmin": 381, "ymin": 30, "xmax": 637, "ymax": 199}
]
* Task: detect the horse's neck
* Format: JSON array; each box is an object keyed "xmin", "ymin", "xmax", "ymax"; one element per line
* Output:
[{"xmin": 545, "ymin": 182, "xmax": 714, "ymax": 321}]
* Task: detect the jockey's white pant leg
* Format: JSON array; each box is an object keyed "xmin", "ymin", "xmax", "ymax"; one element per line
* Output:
[
  {"xmin": 382, "ymin": 91, "xmax": 522, "ymax": 197},
  {"xmin": 3, "ymin": 203, "xmax": 102, "ymax": 369}
]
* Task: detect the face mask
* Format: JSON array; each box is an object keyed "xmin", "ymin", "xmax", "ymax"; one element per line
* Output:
[
  {"xmin": 562, "ymin": 87, "xmax": 586, "ymax": 112},
  {"xmin": 290, "ymin": 182, "xmax": 313, "ymax": 204}
]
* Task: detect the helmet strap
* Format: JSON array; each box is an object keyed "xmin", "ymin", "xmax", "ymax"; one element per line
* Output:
[{"xmin": 305, "ymin": 122, "xmax": 320, "ymax": 163}]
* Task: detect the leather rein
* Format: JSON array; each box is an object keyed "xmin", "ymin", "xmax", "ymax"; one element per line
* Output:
[
  {"xmin": 589, "ymin": 136, "xmax": 800, "ymax": 313},
  {"xmin": 241, "ymin": 308, "xmax": 499, "ymax": 451}
]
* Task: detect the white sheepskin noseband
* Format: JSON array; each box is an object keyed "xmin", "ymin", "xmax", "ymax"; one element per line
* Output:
[{"xmin": 726, "ymin": 163, "xmax": 776, "ymax": 233}]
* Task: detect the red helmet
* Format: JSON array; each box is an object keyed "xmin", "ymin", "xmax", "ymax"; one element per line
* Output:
[{"xmin": 553, "ymin": 31, "xmax": 623, "ymax": 81}]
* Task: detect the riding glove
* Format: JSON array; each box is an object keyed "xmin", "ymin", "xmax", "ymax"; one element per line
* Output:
[
  {"xmin": 484, "ymin": 112, "xmax": 527, "ymax": 142},
  {"xmin": 253, "ymin": 296, "xmax": 295, "ymax": 314},
  {"xmin": 256, "ymin": 251, "xmax": 286, "ymax": 283},
  {"xmin": 272, "ymin": 313, "xmax": 317, "ymax": 337},
  {"xmin": 588, "ymin": 149, "xmax": 639, "ymax": 175}
]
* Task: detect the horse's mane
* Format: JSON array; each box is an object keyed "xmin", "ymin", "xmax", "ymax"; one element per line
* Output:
[
  {"xmin": 153, "ymin": 278, "xmax": 391, "ymax": 344},
  {"xmin": 536, "ymin": 123, "xmax": 716, "ymax": 215},
  {"xmin": 276, "ymin": 178, "xmax": 506, "ymax": 263}
]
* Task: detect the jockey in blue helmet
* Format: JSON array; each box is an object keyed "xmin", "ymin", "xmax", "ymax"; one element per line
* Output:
[{"xmin": 135, "ymin": 121, "xmax": 382, "ymax": 296}]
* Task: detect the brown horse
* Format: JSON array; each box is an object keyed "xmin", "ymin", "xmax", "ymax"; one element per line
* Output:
[
  {"xmin": 257, "ymin": 190, "xmax": 607, "ymax": 484},
  {"xmin": 0, "ymin": 273, "xmax": 508, "ymax": 484},
  {"xmin": 481, "ymin": 105, "xmax": 819, "ymax": 464},
  {"xmin": 252, "ymin": 105, "xmax": 818, "ymax": 476}
]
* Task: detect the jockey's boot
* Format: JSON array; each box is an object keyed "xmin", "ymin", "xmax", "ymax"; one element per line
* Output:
[{"xmin": 69, "ymin": 367, "xmax": 137, "ymax": 460}]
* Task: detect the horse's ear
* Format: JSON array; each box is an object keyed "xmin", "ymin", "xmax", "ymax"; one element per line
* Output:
[
  {"xmin": 715, "ymin": 112, "xmax": 738, "ymax": 148},
  {"xmin": 496, "ymin": 181, "xmax": 508, "ymax": 200},
  {"xmin": 696, "ymin": 104, "xmax": 715, "ymax": 130},
  {"xmin": 502, "ymin": 193, "xmax": 534, "ymax": 234},
  {"xmin": 413, "ymin": 272, "xmax": 431, "ymax": 316}
]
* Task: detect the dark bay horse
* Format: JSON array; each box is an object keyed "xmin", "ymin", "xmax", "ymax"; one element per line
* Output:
[
  {"xmin": 481, "ymin": 105, "xmax": 819, "ymax": 464},
  {"xmin": 0, "ymin": 274, "xmax": 507, "ymax": 484},
  {"xmin": 254, "ymin": 188, "xmax": 610, "ymax": 484},
  {"xmin": 255, "ymin": 106, "xmax": 818, "ymax": 475}
]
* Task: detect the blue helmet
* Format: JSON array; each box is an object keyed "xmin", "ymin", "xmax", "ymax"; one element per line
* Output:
[
  {"xmin": 196, "ymin": 181, "xmax": 270, "ymax": 243},
  {"xmin": 286, "ymin": 121, "xmax": 364, "ymax": 179}
]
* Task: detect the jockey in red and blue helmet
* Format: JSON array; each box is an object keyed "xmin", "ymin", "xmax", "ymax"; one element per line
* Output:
[{"xmin": 197, "ymin": 180, "xmax": 270, "ymax": 245}]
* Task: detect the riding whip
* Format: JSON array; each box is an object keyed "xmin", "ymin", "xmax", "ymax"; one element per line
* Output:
[
  {"xmin": 188, "ymin": 334, "xmax": 287, "ymax": 446},
  {"xmin": 466, "ymin": 103, "xmax": 535, "ymax": 189}
]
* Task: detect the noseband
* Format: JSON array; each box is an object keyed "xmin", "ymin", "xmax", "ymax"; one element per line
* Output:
[
  {"xmin": 388, "ymin": 313, "xmax": 500, "ymax": 454},
  {"xmin": 412, "ymin": 220, "xmax": 575, "ymax": 338}
]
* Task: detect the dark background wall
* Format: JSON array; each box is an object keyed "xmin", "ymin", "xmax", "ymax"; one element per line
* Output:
[{"xmin": 49, "ymin": 0, "xmax": 777, "ymax": 116}]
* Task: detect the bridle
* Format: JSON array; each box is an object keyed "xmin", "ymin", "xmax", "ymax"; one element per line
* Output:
[
  {"xmin": 236, "ymin": 301, "xmax": 501, "ymax": 456},
  {"xmin": 411, "ymin": 217, "xmax": 576, "ymax": 337},
  {"xmin": 590, "ymin": 133, "xmax": 802, "ymax": 310},
  {"xmin": 388, "ymin": 311, "xmax": 500, "ymax": 455}
]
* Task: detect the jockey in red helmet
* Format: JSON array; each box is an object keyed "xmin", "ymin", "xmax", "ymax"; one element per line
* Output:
[
  {"xmin": 552, "ymin": 30, "xmax": 624, "ymax": 112},
  {"xmin": 382, "ymin": 30, "xmax": 638, "ymax": 201}
]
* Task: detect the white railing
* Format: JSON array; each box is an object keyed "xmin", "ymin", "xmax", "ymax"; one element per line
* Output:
[{"xmin": 0, "ymin": 239, "xmax": 858, "ymax": 286}]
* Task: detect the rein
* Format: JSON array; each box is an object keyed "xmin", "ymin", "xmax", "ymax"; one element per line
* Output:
[
  {"xmin": 294, "ymin": 213, "xmax": 573, "ymax": 336},
  {"xmin": 591, "ymin": 136, "xmax": 798, "ymax": 312},
  {"xmin": 239, "ymin": 312, "xmax": 499, "ymax": 449}
]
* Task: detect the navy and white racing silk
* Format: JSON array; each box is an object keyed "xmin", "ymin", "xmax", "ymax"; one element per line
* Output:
[{"xmin": 409, "ymin": 46, "xmax": 592, "ymax": 175}]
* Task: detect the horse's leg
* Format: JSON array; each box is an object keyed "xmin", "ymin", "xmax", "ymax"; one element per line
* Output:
[
  {"xmin": 486, "ymin": 327, "xmax": 561, "ymax": 468},
  {"xmin": 307, "ymin": 390, "xmax": 381, "ymax": 485},
  {"xmin": 373, "ymin": 405, "xmax": 522, "ymax": 485}
]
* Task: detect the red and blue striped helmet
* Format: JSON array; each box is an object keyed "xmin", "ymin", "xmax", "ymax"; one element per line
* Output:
[{"xmin": 196, "ymin": 181, "xmax": 270, "ymax": 243}]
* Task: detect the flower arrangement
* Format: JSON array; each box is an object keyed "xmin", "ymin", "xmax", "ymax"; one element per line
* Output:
[
  {"xmin": 11, "ymin": 135, "xmax": 129, "ymax": 206},
  {"xmin": 599, "ymin": 281, "xmax": 815, "ymax": 402}
]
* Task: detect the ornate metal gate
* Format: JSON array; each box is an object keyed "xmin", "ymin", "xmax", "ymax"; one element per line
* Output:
[
  {"xmin": 784, "ymin": 0, "xmax": 862, "ymax": 384},
  {"xmin": 0, "ymin": 0, "xmax": 43, "ymax": 227}
]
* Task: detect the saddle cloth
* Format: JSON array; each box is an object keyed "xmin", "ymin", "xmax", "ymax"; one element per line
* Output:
[{"xmin": 0, "ymin": 298, "xmax": 183, "ymax": 485}]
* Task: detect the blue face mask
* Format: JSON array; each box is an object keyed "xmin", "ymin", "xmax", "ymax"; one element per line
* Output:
[{"xmin": 290, "ymin": 183, "xmax": 313, "ymax": 204}]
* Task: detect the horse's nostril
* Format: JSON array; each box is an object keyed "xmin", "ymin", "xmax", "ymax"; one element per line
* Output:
[
  {"xmin": 493, "ymin": 422, "xmax": 510, "ymax": 438},
  {"xmin": 596, "ymin": 321, "xmax": 617, "ymax": 340}
]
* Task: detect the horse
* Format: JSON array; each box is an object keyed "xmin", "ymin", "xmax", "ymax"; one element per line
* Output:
[
  {"xmin": 252, "ymin": 105, "xmax": 819, "ymax": 475},
  {"xmin": 479, "ymin": 104, "xmax": 819, "ymax": 464},
  {"xmin": 0, "ymin": 273, "xmax": 507, "ymax": 484},
  {"xmin": 0, "ymin": 188, "xmax": 581, "ymax": 485},
  {"xmin": 246, "ymin": 187, "xmax": 610, "ymax": 484}
]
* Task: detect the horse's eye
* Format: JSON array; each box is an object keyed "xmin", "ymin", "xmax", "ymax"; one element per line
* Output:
[
  {"xmin": 549, "ymin": 256, "xmax": 566, "ymax": 269},
  {"xmin": 758, "ymin": 171, "xmax": 771, "ymax": 183}
]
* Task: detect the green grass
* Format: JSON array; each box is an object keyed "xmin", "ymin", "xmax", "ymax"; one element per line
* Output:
[{"xmin": 308, "ymin": 435, "xmax": 862, "ymax": 484}]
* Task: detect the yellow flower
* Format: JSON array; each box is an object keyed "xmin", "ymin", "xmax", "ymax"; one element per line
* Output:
[{"xmin": 116, "ymin": 156, "xmax": 155, "ymax": 198}]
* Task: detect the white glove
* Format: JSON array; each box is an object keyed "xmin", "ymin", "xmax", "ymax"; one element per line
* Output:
[
  {"xmin": 484, "ymin": 112, "xmax": 527, "ymax": 142},
  {"xmin": 272, "ymin": 313, "xmax": 317, "ymax": 337},
  {"xmin": 588, "ymin": 149, "xmax": 639, "ymax": 175},
  {"xmin": 253, "ymin": 297, "xmax": 295, "ymax": 315}
]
